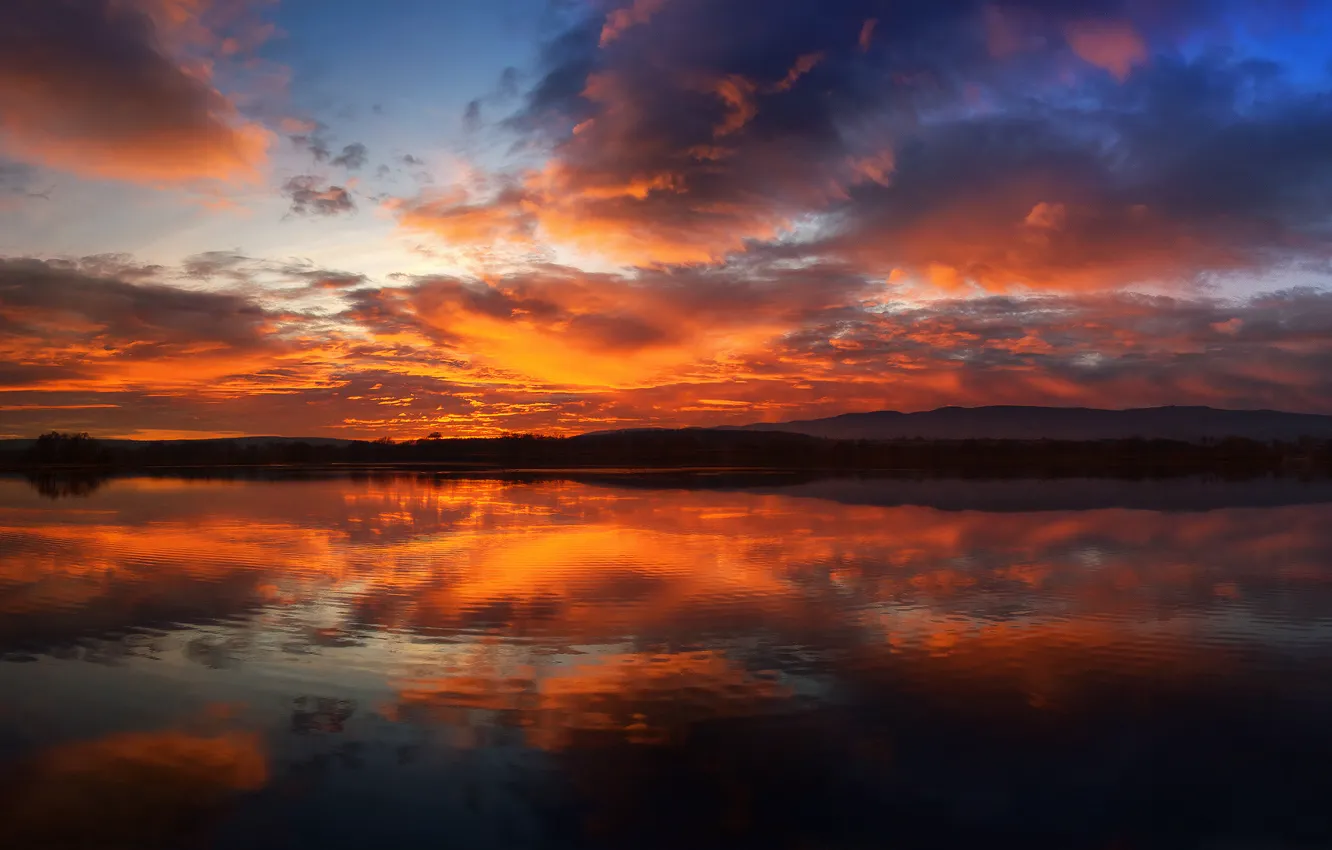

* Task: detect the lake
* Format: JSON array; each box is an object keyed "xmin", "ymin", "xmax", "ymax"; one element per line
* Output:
[{"xmin": 2, "ymin": 471, "xmax": 1332, "ymax": 849}]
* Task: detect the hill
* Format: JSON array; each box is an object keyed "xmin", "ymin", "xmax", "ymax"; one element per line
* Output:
[{"xmin": 723, "ymin": 406, "xmax": 1332, "ymax": 442}]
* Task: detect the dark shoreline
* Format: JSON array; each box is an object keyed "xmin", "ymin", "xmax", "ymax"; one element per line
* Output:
[
  {"xmin": 10, "ymin": 467, "xmax": 1332, "ymax": 514},
  {"xmin": 7, "ymin": 429, "xmax": 1332, "ymax": 479}
]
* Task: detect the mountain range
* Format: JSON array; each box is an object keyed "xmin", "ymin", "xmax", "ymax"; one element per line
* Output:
[
  {"xmin": 6, "ymin": 407, "xmax": 1332, "ymax": 450},
  {"xmin": 722, "ymin": 406, "xmax": 1332, "ymax": 442}
]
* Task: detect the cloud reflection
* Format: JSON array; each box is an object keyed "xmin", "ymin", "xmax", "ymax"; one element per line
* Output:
[
  {"xmin": 3, "ymin": 473, "xmax": 1332, "ymax": 846},
  {"xmin": 0, "ymin": 727, "xmax": 265, "ymax": 849}
]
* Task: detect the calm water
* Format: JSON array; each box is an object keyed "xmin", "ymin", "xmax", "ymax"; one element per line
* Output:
[{"xmin": 2, "ymin": 472, "xmax": 1332, "ymax": 849}]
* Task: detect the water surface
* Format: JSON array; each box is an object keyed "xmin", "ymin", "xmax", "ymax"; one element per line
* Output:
[{"xmin": 2, "ymin": 472, "xmax": 1331, "ymax": 848}]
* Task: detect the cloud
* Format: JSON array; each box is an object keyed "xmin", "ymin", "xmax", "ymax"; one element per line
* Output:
[
  {"xmin": 0, "ymin": 0, "xmax": 273, "ymax": 184},
  {"xmin": 7, "ymin": 2, "xmax": 1332, "ymax": 439},
  {"xmin": 814, "ymin": 53, "xmax": 1332, "ymax": 292},
  {"xmin": 600, "ymin": 0, "xmax": 669, "ymax": 47},
  {"xmin": 5, "ymin": 222, "xmax": 1332, "ymax": 436},
  {"xmin": 182, "ymin": 249, "xmax": 252, "ymax": 279},
  {"xmin": 767, "ymin": 287, "xmax": 1332, "ymax": 414},
  {"xmin": 463, "ymin": 99, "xmax": 483, "ymax": 131},
  {"xmin": 0, "ymin": 256, "xmax": 277, "ymax": 352},
  {"xmin": 389, "ymin": 0, "xmax": 1322, "ymax": 278},
  {"xmin": 332, "ymin": 253, "xmax": 1332, "ymax": 415},
  {"xmin": 282, "ymin": 175, "xmax": 356, "ymax": 217},
  {"xmin": 289, "ymin": 124, "xmax": 332, "ymax": 162},
  {"xmin": 178, "ymin": 251, "xmax": 367, "ymax": 294},
  {"xmin": 331, "ymin": 142, "xmax": 368, "ymax": 170},
  {"xmin": 858, "ymin": 18, "xmax": 877, "ymax": 52},
  {"xmin": 1064, "ymin": 19, "xmax": 1149, "ymax": 81}
]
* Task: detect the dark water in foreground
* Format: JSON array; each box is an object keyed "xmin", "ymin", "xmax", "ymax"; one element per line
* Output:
[{"xmin": 2, "ymin": 473, "xmax": 1332, "ymax": 849}]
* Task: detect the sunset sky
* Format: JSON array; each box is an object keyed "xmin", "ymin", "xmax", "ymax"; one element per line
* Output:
[{"xmin": 3, "ymin": 0, "xmax": 1332, "ymax": 439}]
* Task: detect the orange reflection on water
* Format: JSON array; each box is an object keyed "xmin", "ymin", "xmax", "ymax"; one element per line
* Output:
[
  {"xmin": 0, "ymin": 728, "xmax": 266, "ymax": 849},
  {"xmin": 392, "ymin": 650, "xmax": 790, "ymax": 751},
  {"xmin": 3, "ymin": 474, "xmax": 1331, "ymax": 734}
]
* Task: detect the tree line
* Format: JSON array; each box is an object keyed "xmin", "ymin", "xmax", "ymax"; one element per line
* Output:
[{"xmin": 5, "ymin": 429, "xmax": 1332, "ymax": 477}]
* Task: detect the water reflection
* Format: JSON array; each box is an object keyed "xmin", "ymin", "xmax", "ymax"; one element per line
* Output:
[
  {"xmin": 0, "ymin": 724, "xmax": 265, "ymax": 850},
  {"xmin": 21, "ymin": 471, "xmax": 107, "ymax": 500},
  {"xmin": 1, "ymin": 473, "xmax": 1331, "ymax": 847}
]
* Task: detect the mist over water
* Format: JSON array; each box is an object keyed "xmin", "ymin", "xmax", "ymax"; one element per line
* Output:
[{"xmin": 1, "ymin": 472, "xmax": 1331, "ymax": 848}]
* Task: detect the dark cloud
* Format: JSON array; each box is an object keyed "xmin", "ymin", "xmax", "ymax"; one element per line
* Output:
[
  {"xmin": 391, "ymin": 154, "xmax": 434, "ymax": 184},
  {"xmin": 0, "ymin": 257, "xmax": 276, "ymax": 355},
  {"xmin": 814, "ymin": 52, "xmax": 1332, "ymax": 290},
  {"xmin": 331, "ymin": 142, "xmax": 368, "ymax": 171},
  {"xmin": 770, "ymin": 287, "xmax": 1332, "ymax": 413},
  {"xmin": 180, "ymin": 251, "xmax": 367, "ymax": 293},
  {"xmin": 182, "ymin": 250, "xmax": 251, "ymax": 279},
  {"xmin": 282, "ymin": 176, "xmax": 356, "ymax": 217},
  {"xmin": 0, "ymin": 0, "xmax": 270, "ymax": 183},
  {"xmin": 289, "ymin": 267, "xmax": 367, "ymax": 290},
  {"xmin": 289, "ymin": 125, "xmax": 332, "ymax": 162},
  {"xmin": 564, "ymin": 312, "xmax": 670, "ymax": 350},
  {"xmin": 394, "ymin": 0, "xmax": 1330, "ymax": 281},
  {"xmin": 463, "ymin": 99, "xmax": 483, "ymax": 131}
]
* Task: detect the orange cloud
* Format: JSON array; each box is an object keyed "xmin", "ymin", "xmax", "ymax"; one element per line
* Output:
[
  {"xmin": 1064, "ymin": 19, "xmax": 1148, "ymax": 81},
  {"xmin": 858, "ymin": 18, "xmax": 877, "ymax": 52},
  {"xmin": 391, "ymin": 187, "xmax": 537, "ymax": 247},
  {"xmin": 362, "ymin": 0, "xmax": 1332, "ymax": 425},
  {"xmin": 711, "ymin": 75, "xmax": 759, "ymax": 136},
  {"xmin": 831, "ymin": 184, "xmax": 1260, "ymax": 293},
  {"xmin": 6, "ymin": 252, "xmax": 1332, "ymax": 438},
  {"xmin": 394, "ymin": 161, "xmax": 792, "ymax": 266},
  {"xmin": 600, "ymin": 0, "xmax": 669, "ymax": 47},
  {"xmin": 1024, "ymin": 200, "xmax": 1067, "ymax": 229},
  {"xmin": 0, "ymin": 0, "xmax": 273, "ymax": 184},
  {"xmin": 849, "ymin": 149, "xmax": 895, "ymax": 187},
  {"xmin": 770, "ymin": 52, "xmax": 825, "ymax": 93},
  {"xmin": 390, "ymin": 26, "xmax": 867, "ymax": 266}
]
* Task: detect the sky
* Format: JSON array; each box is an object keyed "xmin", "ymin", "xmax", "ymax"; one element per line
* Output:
[{"xmin": 2, "ymin": 0, "xmax": 1332, "ymax": 439}]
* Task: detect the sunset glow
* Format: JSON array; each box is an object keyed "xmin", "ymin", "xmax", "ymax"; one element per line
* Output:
[
  {"xmin": 4, "ymin": 473, "xmax": 1332, "ymax": 845},
  {"xmin": 3, "ymin": 0, "xmax": 1332, "ymax": 438}
]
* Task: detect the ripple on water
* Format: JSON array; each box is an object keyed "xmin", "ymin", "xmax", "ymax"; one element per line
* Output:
[{"xmin": 3, "ymin": 475, "xmax": 1332, "ymax": 846}]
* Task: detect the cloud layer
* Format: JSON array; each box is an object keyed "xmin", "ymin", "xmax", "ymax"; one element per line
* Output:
[
  {"xmin": 4, "ymin": 252, "xmax": 1332, "ymax": 437},
  {"xmin": 3, "ymin": 0, "xmax": 1331, "ymax": 436},
  {"xmin": 390, "ymin": 0, "xmax": 1332, "ymax": 293}
]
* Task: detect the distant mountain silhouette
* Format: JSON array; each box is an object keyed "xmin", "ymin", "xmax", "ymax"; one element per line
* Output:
[{"xmin": 722, "ymin": 406, "xmax": 1332, "ymax": 442}]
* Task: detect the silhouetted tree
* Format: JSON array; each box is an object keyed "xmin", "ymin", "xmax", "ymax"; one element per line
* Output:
[{"xmin": 25, "ymin": 432, "xmax": 109, "ymax": 465}]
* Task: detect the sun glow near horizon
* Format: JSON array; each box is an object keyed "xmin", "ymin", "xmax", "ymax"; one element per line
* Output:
[{"xmin": 1, "ymin": 0, "xmax": 1331, "ymax": 438}]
